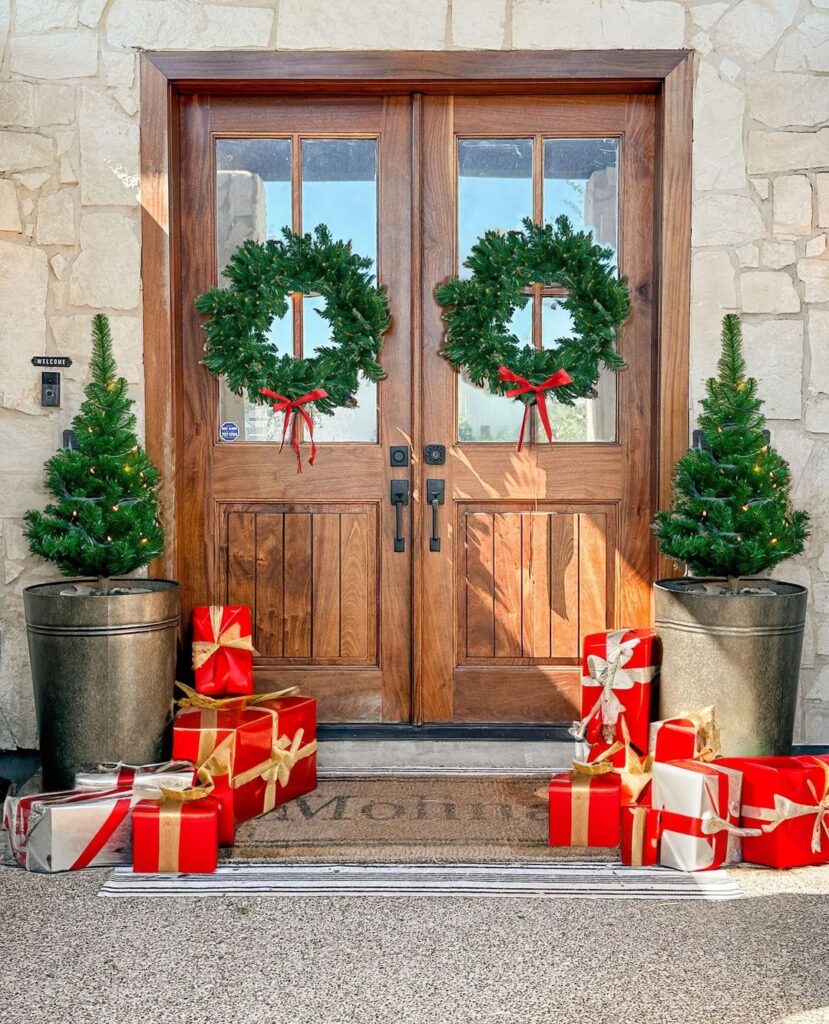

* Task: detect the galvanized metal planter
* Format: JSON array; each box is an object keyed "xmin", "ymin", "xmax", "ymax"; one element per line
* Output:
[
  {"xmin": 653, "ymin": 578, "xmax": 807, "ymax": 757},
  {"xmin": 23, "ymin": 579, "xmax": 180, "ymax": 790}
]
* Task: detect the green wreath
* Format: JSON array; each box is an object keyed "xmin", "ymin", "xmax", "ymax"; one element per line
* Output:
[
  {"xmin": 195, "ymin": 225, "xmax": 390, "ymax": 467},
  {"xmin": 435, "ymin": 216, "xmax": 631, "ymax": 445}
]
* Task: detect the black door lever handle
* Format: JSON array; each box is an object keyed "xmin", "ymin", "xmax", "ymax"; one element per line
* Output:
[
  {"xmin": 390, "ymin": 480, "xmax": 409, "ymax": 553},
  {"xmin": 426, "ymin": 479, "xmax": 445, "ymax": 552}
]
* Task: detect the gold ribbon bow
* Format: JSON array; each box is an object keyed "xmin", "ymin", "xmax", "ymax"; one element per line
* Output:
[
  {"xmin": 569, "ymin": 630, "xmax": 658, "ymax": 743},
  {"xmin": 191, "ymin": 606, "xmax": 260, "ymax": 670},
  {"xmin": 681, "ymin": 705, "xmax": 721, "ymax": 762},
  {"xmin": 572, "ymin": 718, "xmax": 653, "ymax": 804},
  {"xmin": 175, "ymin": 681, "xmax": 299, "ymax": 711},
  {"xmin": 231, "ymin": 727, "xmax": 317, "ymax": 814},
  {"xmin": 743, "ymin": 759, "xmax": 829, "ymax": 854}
]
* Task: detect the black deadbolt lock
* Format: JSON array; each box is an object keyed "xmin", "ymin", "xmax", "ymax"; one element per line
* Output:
[
  {"xmin": 389, "ymin": 445, "xmax": 409, "ymax": 467},
  {"xmin": 424, "ymin": 444, "xmax": 446, "ymax": 466}
]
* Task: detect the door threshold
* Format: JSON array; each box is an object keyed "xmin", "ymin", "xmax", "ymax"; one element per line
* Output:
[{"xmin": 318, "ymin": 723, "xmax": 574, "ymax": 742}]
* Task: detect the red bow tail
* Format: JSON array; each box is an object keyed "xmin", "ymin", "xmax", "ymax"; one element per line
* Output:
[
  {"xmin": 260, "ymin": 387, "xmax": 329, "ymax": 473},
  {"xmin": 497, "ymin": 365, "xmax": 574, "ymax": 451}
]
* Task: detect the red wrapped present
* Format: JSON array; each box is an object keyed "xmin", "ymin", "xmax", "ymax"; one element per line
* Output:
[
  {"xmin": 4, "ymin": 786, "xmax": 136, "ymax": 872},
  {"xmin": 549, "ymin": 770, "xmax": 621, "ymax": 847},
  {"xmin": 621, "ymin": 805, "xmax": 661, "ymax": 866},
  {"xmin": 132, "ymin": 796, "xmax": 219, "ymax": 873},
  {"xmin": 171, "ymin": 684, "xmax": 316, "ymax": 826},
  {"xmin": 192, "ymin": 605, "xmax": 258, "ymax": 695},
  {"xmin": 652, "ymin": 759, "xmax": 759, "ymax": 871},
  {"xmin": 571, "ymin": 629, "xmax": 659, "ymax": 756},
  {"xmin": 649, "ymin": 705, "xmax": 720, "ymax": 763},
  {"xmin": 579, "ymin": 718, "xmax": 653, "ymax": 806},
  {"xmin": 716, "ymin": 755, "xmax": 829, "ymax": 868},
  {"xmin": 231, "ymin": 694, "xmax": 317, "ymax": 819}
]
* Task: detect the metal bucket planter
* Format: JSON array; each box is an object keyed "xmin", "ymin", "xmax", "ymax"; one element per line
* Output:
[
  {"xmin": 653, "ymin": 579, "xmax": 807, "ymax": 757},
  {"xmin": 23, "ymin": 579, "xmax": 180, "ymax": 790}
]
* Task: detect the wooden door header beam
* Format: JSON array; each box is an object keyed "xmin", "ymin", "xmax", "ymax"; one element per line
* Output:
[{"xmin": 144, "ymin": 49, "xmax": 690, "ymax": 93}]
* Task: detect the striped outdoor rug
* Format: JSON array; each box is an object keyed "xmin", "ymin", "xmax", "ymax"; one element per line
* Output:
[{"xmin": 99, "ymin": 861, "xmax": 747, "ymax": 900}]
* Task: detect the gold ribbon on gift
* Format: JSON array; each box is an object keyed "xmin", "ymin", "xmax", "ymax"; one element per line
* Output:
[
  {"xmin": 569, "ymin": 630, "xmax": 659, "ymax": 743},
  {"xmin": 175, "ymin": 681, "xmax": 299, "ymax": 711},
  {"xmin": 572, "ymin": 718, "xmax": 653, "ymax": 805},
  {"xmin": 628, "ymin": 805, "xmax": 649, "ymax": 867},
  {"xmin": 680, "ymin": 705, "xmax": 721, "ymax": 762},
  {"xmin": 743, "ymin": 759, "xmax": 829, "ymax": 854},
  {"xmin": 699, "ymin": 814, "xmax": 762, "ymax": 839},
  {"xmin": 570, "ymin": 774, "xmax": 593, "ymax": 846},
  {"xmin": 156, "ymin": 801, "xmax": 184, "ymax": 872},
  {"xmin": 191, "ymin": 605, "xmax": 260, "ymax": 671},
  {"xmin": 230, "ymin": 726, "xmax": 318, "ymax": 814}
]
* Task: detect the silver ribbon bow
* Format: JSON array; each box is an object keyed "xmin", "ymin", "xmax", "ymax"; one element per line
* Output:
[{"xmin": 569, "ymin": 630, "xmax": 658, "ymax": 743}]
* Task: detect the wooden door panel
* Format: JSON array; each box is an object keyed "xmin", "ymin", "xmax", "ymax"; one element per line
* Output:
[
  {"xmin": 221, "ymin": 504, "xmax": 378, "ymax": 666},
  {"xmin": 458, "ymin": 506, "xmax": 616, "ymax": 670},
  {"xmin": 421, "ymin": 93, "xmax": 656, "ymax": 722},
  {"xmin": 177, "ymin": 94, "xmax": 411, "ymax": 723}
]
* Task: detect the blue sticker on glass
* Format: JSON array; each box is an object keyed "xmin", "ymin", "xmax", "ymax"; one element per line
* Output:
[{"xmin": 219, "ymin": 421, "xmax": 239, "ymax": 442}]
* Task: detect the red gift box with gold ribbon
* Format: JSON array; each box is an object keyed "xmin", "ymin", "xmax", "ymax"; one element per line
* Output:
[
  {"xmin": 716, "ymin": 755, "xmax": 829, "ymax": 869},
  {"xmin": 548, "ymin": 771, "xmax": 621, "ymax": 848},
  {"xmin": 649, "ymin": 706, "xmax": 721, "ymax": 764},
  {"xmin": 621, "ymin": 805, "xmax": 661, "ymax": 866},
  {"xmin": 132, "ymin": 796, "xmax": 219, "ymax": 873},
  {"xmin": 171, "ymin": 685, "xmax": 317, "ymax": 826},
  {"xmin": 192, "ymin": 605, "xmax": 258, "ymax": 695},
  {"xmin": 571, "ymin": 629, "xmax": 660, "ymax": 758},
  {"xmin": 230, "ymin": 694, "xmax": 317, "ymax": 819}
]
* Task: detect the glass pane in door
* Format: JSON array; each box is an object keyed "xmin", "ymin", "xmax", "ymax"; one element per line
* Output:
[
  {"xmin": 216, "ymin": 138, "xmax": 292, "ymax": 442},
  {"xmin": 457, "ymin": 138, "xmax": 533, "ymax": 443},
  {"xmin": 542, "ymin": 138, "xmax": 619, "ymax": 441},
  {"xmin": 302, "ymin": 138, "xmax": 378, "ymax": 442}
]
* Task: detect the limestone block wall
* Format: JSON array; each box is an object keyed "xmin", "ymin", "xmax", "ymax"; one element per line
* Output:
[{"xmin": 1, "ymin": 0, "xmax": 828, "ymax": 747}]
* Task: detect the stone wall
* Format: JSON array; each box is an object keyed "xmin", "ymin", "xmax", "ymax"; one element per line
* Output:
[{"xmin": 1, "ymin": 0, "xmax": 828, "ymax": 747}]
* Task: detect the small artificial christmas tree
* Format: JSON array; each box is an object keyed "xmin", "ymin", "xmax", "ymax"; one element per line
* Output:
[
  {"xmin": 25, "ymin": 314, "xmax": 164, "ymax": 592},
  {"xmin": 654, "ymin": 314, "xmax": 808, "ymax": 586}
]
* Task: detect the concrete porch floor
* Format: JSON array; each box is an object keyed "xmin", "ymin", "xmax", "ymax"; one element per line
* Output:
[{"xmin": 0, "ymin": 857, "xmax": 828, "ymax": 1024}]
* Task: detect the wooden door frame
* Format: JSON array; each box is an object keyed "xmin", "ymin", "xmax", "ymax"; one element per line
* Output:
[{"xmin": 139, "ymin": 47, "xmax": 692, "ymax": 640}]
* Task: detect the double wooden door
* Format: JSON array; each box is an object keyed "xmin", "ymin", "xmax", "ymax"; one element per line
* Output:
[{"xmin": 177, "ymin": 91, "xmax": 657, "ymax": 725}]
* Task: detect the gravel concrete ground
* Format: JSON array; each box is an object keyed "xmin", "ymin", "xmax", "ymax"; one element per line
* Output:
[{"xmin": 1, "ymin": 861, "xmax": 828, "ymax": 1024}]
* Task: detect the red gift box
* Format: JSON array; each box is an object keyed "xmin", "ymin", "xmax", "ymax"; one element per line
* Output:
[
  {"xmin": 649, "ymin": 706, "xmax": 720, "ymax": 763},
  {"xmin": 171, "ymin": 685, "xmax": 317, "ymax": 826},
  {"xmin": 621, "ymin": 805, "xmax": 661, "ymax": 866},
  {"xmin": 572, "ymin": 629, "xmax": 659, "ymax": 756},
  {"xmin": 549, "ymin": 771, "xmax": 621, "ymax": 847},
  {"xmin": 132, "ymin": 796, "xmax": 219, "ymax": 873},
  {"xmin": 716, "ymin": 755, "xmax": 829, "ymax": 868},
  {"xmin": 580, "ymin": 719, "xmax": 653, "ymax": 806},
  {"xmin": 192, "ymin": 605, "xmax": 257, "ymax": 695},
  {"xmin": 652, "ymin": 759, "xmax": 757, "ymax": 871},
  {"xmin": 231, "ymin": 694, "xmax": 317, "ymax": 819}
]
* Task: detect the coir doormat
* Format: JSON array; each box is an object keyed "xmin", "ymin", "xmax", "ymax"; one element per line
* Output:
[{"xmin": 227, "ymin": 773, "xmax": 604, "ymax": 864}]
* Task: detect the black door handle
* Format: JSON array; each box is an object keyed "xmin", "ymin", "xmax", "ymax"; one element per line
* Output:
[
  {"xmin": 390, "ymin": 480, "xmax": 409, "ymax": 553},
  {"xmin": 426, "ymin": 479, "xmax": 445, "ymax": 552}
]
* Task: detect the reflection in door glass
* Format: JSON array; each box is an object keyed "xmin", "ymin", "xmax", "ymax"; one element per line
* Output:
[
  {"xmin": 457, "ymin": 139, "xmax": 532, "ymax": 443},
  {"xmin": 539, "ymin": 298, "xmax": 616, "ymax": 442},
  {"xmin": 304, "ymin": 295, "xmax": 378, "ymax": 442},
  {"xmin": 302, "ymin": 138, "xmax": 378, "ymax": 442},
  {"xmin": 542, "ymin": 139, "xmax": 619, "ymax": 441},
  {"xmin": 543, "ymin": 138, "xmax": 618, "ymax": 265},
  {"xmin": 216, "ymin": 138, "xmax": 293, "ymax": 441}
]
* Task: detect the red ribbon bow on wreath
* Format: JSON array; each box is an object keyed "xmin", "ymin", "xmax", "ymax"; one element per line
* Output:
[
  {"xmin": 497, "ymin": 365, "xmax": 574, "ymax": 451},
  {"xmin": 260, "ymin": 387, "xmax": 329, "ymax": 473}
]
